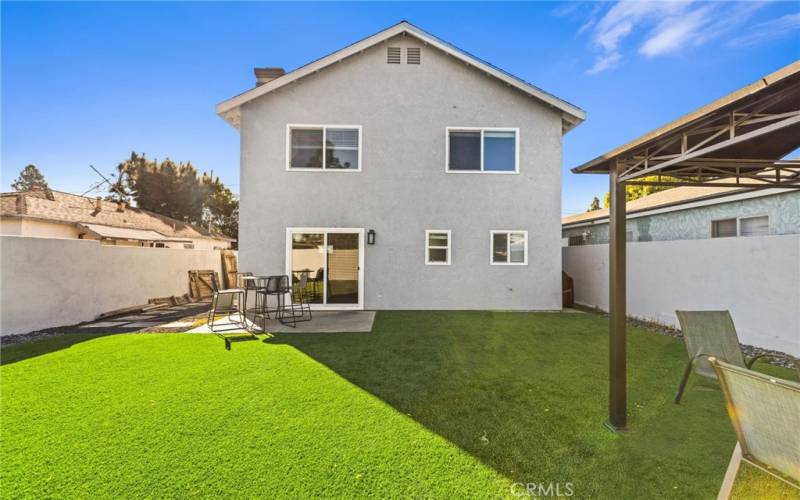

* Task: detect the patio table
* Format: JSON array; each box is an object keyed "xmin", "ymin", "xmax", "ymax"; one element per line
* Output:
[{"xmin": 240, "ymin": 275, "xmax": 295, "ymax": 330}]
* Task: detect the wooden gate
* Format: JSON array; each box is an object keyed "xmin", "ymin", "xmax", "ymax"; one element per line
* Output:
[
  {"xmin": 188, "ymin": 270, "xmax": 218, "ymax": 299},
  {"xmin": 221, "ymin": 250, "xmax": 239, "ymax": 289}
]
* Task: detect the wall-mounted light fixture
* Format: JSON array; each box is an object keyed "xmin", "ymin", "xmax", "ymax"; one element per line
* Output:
[{"xmin": 367, "ymin": 229, "xmax": 376, "ymax": 245}]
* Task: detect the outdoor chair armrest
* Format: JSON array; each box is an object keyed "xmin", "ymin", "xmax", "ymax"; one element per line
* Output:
[
  {"xmin": 745, "ymin": 353, "xmax": 769, "ymax": 368},
  {"xmin": 745, "ymin": 354, "xmax": 800, "ymax": 379}
]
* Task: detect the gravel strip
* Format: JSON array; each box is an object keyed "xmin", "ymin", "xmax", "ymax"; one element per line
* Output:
[{"xmin": 572, "ymin": 306, "xmax": 798, "ymax": 370}]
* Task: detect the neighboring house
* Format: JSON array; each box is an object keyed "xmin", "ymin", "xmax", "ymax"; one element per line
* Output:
[
  {"xmin": 216, "ymin": 21, "xmax": 585, "ymax": 310},
  {"xmin": 0, "ymin": 188, "xmax": 234, "ymax": 250},
  {"xmin": 562, "ymin": 185, "xmax": 800, "ymax": 246}
]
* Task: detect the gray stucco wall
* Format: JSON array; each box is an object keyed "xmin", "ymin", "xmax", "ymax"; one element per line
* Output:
[
  {"xmin": 239, "ymin": 34, "xmax": 564, "ymax": 309},
  {"xmin": 563, "ymin": 191, "xmax": 800, "ymax": 245}
]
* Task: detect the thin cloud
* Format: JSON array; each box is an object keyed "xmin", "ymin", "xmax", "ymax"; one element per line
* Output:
[
  {"xmin": 586, "ymin": 52, "xmax": 622, "ymax": 75},
  {"xmin": 585, "ymin": 1, "xmax": 692, "ymax": 74},
  {"xmin": 578, "ymin": 0, "xmax": 772, "ymax": 74},
  {"xmin": 729, "ymin": 12, "xmax": 800, "ymax": 47},
  {"xmin": 639, "ymin": 5, "xmax": 713, "ymax": 57},
  {"xmin": 577, "ymin": 4, "xmax": 603, "ymax": 36}
]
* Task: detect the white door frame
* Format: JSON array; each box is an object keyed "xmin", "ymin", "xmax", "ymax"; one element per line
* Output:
[{"xmin": 285, "ymin": 227, "xmax": 365, "ymax": 310}]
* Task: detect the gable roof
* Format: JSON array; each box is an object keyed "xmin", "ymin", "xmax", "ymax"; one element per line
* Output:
[
  {"xmin": 216, "ymin": 21, "xmax": 586, "ymax": 134},
  {"xmin": 1, "ymin": 189, "xmax": 234, "ymax": 242}
]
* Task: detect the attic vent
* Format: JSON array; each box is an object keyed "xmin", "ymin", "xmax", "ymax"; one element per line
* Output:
[
  {"xmin": 387, "ymin": 47, "xmax": 401, "ymax": 64},
  {"xmin": 407, "ymin": 47, "xmax": 421, "ymax": 65}
]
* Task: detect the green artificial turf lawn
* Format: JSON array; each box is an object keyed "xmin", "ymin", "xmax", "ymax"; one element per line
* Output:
[{"xmin": 2, "ymin": 312, "xmax": 797, "ymax": 499}]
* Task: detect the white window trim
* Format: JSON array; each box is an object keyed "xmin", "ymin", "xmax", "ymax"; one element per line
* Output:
[
  {"xmin": 445, "ymin": 127, "xmax": 519, "ymax": 174},
  {"xmin": 286, "ymin": 124, "xmax": 363, "ymax": 172},
  {"xmin": 285, "ymin": 227, "xmax": 365, "ymax": 310},
  {"xmin": 425, "ymin": 229, "xmax": 451, "ymax": 266},
  {"xmin": 710, "ymin": 214, "xmax": 769, "ymax": 238},
  {"xmin": 489, "ymin": 230, "xmax": 528, "ymax": 265}
]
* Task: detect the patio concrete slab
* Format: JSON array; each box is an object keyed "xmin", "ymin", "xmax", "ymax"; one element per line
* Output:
[
  {"xmin": 188, "ymin": 311, "xmax": 376, "ymax": 334},
  {"xmin": 158, "ymin": 320, "xmax": 197, "ymax": 329},
  {"xmin": 78, "ymin": 321, "xmax": 128, "ymax": 329},
  {"xmin": 123, "ymin": 322, "xmax": 162, "ymax": 328},
  {"xmin": 64, "ymin": 302, "xmax": 211, "ymax": 334}
]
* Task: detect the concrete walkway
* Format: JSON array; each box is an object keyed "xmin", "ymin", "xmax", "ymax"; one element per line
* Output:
[
  {"xmin": 188, "ymin": 311, "xmax": 376, "ymax": 334},
  {"xmin": 72, "ymin": 302, "xmax": 210, "ymax": 334}
]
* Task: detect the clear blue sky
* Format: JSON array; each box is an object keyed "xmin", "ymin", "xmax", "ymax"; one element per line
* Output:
[{"xmin": 3, "ymin": 2, "xmax": 798, "ymax": 215}]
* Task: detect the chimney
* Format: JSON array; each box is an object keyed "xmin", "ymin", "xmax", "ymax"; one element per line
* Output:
[
  {"xmin": 95, "ymin": 197, "xmax": 102, "ymax": 213},
  {"xmin": 254, "ymin": 67, "xmax": 285, "ymax": 87},
  {"xmin": 116, "ymin": 201, "xmax": 126, "ymax": 213},
  {"xmin": 16, "ymin": 193, "xmax": 27, "ymax": 215}
]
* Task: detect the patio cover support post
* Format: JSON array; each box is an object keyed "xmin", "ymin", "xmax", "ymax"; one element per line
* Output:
[{"xmin": 608, "ymin": 162, "xmax": 627, "ymax": 430}]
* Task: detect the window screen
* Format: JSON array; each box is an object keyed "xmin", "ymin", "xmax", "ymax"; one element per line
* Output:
[
  {"xmin": 290, "ymin": 129, "xmax": 323, "ymax": 169},
  {"xmin": 492, "ymin": 233, "xmax": 508, "ymax": 263},
  {"xmin": 326, "ymin": 128, "xmax": 359, "ymax": 169},
  {"xmin": 448, "ymin": 131, "xmax": 481, "ymax": 170},
  {"xmin": 712, "ymin": 219, "xmax": 737, "ymax": 238},
  {"xmin": 740, "ymin": 216, "xmax": 768, "ymax": 237}
]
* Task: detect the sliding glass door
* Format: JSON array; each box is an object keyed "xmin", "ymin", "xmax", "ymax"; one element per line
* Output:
[{"xmin": 287, "ymin": 228, "xmax": 364, "ymax": 309}]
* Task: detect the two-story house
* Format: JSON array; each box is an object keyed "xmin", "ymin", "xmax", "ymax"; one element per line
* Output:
[{"xmin": 216, "ymin": 21, "xmax": 585, "ymax": 310}]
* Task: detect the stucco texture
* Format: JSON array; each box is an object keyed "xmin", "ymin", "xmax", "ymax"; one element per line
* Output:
[
  {"xmin": 238, "ymin": 34, "xmax": 564, "ymax": 310},
  {"xmin": 1, "ymin": 236, "xmax": 225, "ymax": 335},
  {"xmin": 563, "ymin": 191, "xmax": 800, "ymax": 244},
  {"xmin": 562, "ymin": 235, "xmax": 800, "ymax": 355}
]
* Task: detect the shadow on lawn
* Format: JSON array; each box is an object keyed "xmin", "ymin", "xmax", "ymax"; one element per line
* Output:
[
  {"xmin": 1, "ymin": 332, "xmax": 121, "ymax": 366},
  {"xmin": 265, "ymin": 311, "xmax": 799, "ymax": 496},
  {"xmin": 264, "ymin": 310, "xmax": 629, "ymax": 486}
]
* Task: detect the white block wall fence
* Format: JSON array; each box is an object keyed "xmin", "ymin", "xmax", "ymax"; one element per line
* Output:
[
  {"xmin": 0, "ymin": 236, "xmax": 227, "ymax": 336},
  {"xmin": 562, "ymin": 234, "xmax": 800, "ymax": 356}
]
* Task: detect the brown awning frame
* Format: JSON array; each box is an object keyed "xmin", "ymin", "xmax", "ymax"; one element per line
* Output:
[
  {"xmin": 570, "ymin": 61, "xmax": 800, "ymax": 431},
  {"xmin": 573, "ymin": 61, "xmax": 800, "ymax": 190}
]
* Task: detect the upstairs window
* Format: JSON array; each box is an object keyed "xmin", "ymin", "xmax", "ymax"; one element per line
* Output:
[
  {"xmin": 287, "ymin": 125, "xmax": 361, "ymax": 171},
  {"xmin": 447, "ymin": 128, "xmax": 518, "ymax": 173},
  {"xmin": 491, "ymin": 230, "xmax": 527, "ymax": 265}
]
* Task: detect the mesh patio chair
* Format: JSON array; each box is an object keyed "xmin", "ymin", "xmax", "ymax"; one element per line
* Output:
[
  {"xmin": 236, "ymin": 272, "xmax": 253, "ymax": 287},
  {"xmin": 255, "ymin": 275, "xmax": 288, "ymax": 329},
  {"xmin": 308, "ymin": 268, "xmax": 323, "ymax": 301},
  {"xmin": 286, "ymin": 271, "xmax": 312, "ymax": 325},
  {"xmin": 710, "ymin": 357, "xmax": 800, "ymax": 499},
  {"xmin": 237, "ymin": 272, "xmax": 261, "ymax": 320},
  {"xmin": 207, "ymin": 286, "xmax": 245, "ymax": 331},
  {"xmin": 673, "ymin": 310, "xmax": 799, "ymax": 404}
]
